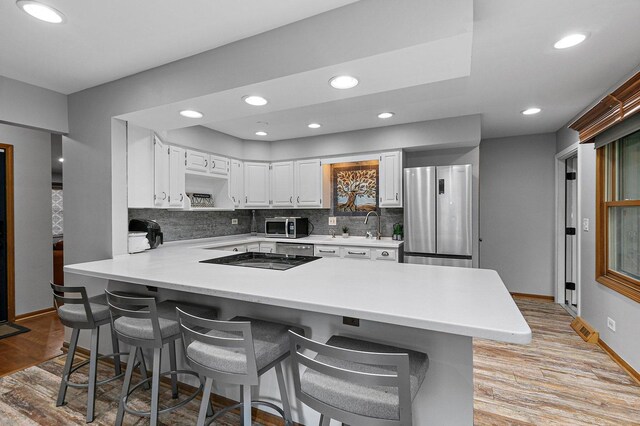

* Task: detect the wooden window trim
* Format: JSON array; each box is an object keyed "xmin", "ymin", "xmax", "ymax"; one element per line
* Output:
[
  {"xmin": 595, "ymin": 147, "xmax": 640, "ymax": 303},
  {"xmin": 571, "ymin": 71, "xmax": 640, "ymax": 143}
]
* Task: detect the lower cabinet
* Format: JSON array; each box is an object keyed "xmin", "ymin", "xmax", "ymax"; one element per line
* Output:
[
  {"xmin": 341, "ymin": 247, "xmax": 371, "ymax": 260},
  {"xmin": 314, "ymin": 245, "xmax": 399, "ymax": 262},
  {"xmin": 314, "ymin": 245, "xmax": 340, "ymax": 257},
  {"xmin": 246, "ymin": 243, "xmax": 260, "ymax": 252},
  {"xmin": 218, "ymin": 244, "xmax": 247, "ymax": 252},
  {"xmin": 259, "ymin": 242, "xmax": 276, "ymax": 253}
]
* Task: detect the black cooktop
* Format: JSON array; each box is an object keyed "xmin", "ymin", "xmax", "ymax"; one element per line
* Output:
[{"xmin": 200, "ymin": 252, "xmax": 320, "ymax": 271}]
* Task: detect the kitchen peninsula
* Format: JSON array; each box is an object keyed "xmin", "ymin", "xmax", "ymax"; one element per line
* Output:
[{"xmin": 65, "ymin": 236, "xmax": 531, "ymax": 425}]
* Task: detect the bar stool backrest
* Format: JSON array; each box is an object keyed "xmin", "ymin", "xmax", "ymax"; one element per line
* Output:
[
  {"xmin": 288, "ymin": 330, "xmax": 412, "ymax": 426},
  {"xmin": 50, "ymin": 281, "xmax": 95, "ymax": 329},
  {"xmin": 104, "ymin": 289, "xmax": 163, "ymax": 348},
  {"xmin": 176, "ymin": 308, "xmax": 259, "ymax": 385}
]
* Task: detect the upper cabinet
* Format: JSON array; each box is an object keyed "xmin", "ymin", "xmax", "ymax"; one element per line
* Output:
[
  {"xmin": 185, "ymin": 149, "xmax": 209, "ymax": 173},
  {"xmin": 228, "ymin": 159, "xmax": 243, "ymax": 208},
  {"xmin": 209, "ymin": 155, "xmax": 229, "ymax": 177},
  {"xmin": 295, "ymin": 159, "xmax": 322, "ymax": 207},
  {"xmin": 271, "ymin": 161, "xmax": 294, "ymax": 207},
  {"xmin": 379, "ymin": 151, "xmax": 403, "ymax": 207},
  {"xmin": 244, "ymin": 162, "xmax": 270, "ymax": 207},
  {"xmin": 168, "ymin": 145, "xmax": 185, "ymax": 208},
  {"xmin": 153, "ymin": 136, "xmax": 170, "ymax": 208}
]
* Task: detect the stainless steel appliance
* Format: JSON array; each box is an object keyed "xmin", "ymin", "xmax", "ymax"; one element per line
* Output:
[
  {"xmin": 275, "ymin": 242, "xmax": 315, "ymax": 256},
  {"xmin": 265, "ymin": 217, "xmax": 309, "ymax": 238},
  {"xmin": 404, "ymin": 165, "xmax": 472, "ymax": 267},
  {"xmin": 200, "ymin": 252, "xmax": 319, "ymax": 271},
  {"xmin": 129, "ymin": 219, "xmax": 163, "ymax": 249}
]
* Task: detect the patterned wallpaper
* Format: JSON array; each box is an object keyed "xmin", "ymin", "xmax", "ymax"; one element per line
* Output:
[{"xmin": 52, "ymin": 189, "xmax": 63, "ymax": 236}]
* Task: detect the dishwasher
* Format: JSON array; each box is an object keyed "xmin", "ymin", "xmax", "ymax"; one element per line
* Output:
[{"xmin": 275, "ymin": 242, "xmax": 315, "ymax": 256}]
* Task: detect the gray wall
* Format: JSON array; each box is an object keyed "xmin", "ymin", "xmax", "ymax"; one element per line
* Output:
[
  {"xmin": 479, "ymin": 134, "xmax": 556, "ymax": 295},
  {"xmin": 0, "ymin": 123, "xmax": 53, "ymax": 315},
  {"xmin": 0, "ymin": 76, "xmax": 68, "ymax": 134},
  {"xmin": 405, "ymin": 146, "xmax": 480, "ymax": 267}
]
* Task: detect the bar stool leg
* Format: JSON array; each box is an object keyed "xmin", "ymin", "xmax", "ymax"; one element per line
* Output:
[
  {"xmin": 86, "ymin": 326, "xmax": 100, "ymax": 423},
  {"xmin": 169, "ymin": 340, "xmax": 179, "ymax": 398},
  {"xmin": 196, "ymin": 377, "xmax": 214, "ymax": 426},
  {"xmin": 110, "ymin": 324, "xmax": 122, "ymax": 375},
  {"xmin": 115, "ymin": 346, "xmax": 138, "ymax": 426},
  {"xmin": 241, "ymin": 385, "xmax": 252, "ymax": 425},
  {"xmin": 319, "ymin": 414, "xmax": 330, "ymax": 426},
  {"xmin": 150, "ymin": 347, "xmax": 162, "ymax": 426},
  {"xmin": 57, "ymin": 327, "xmax": 80, "ymax": 407},
  {"xmin": 275, "ymin": 362, "xmax": 292, "ymax": 422},
  {"xmin": 136, "ymin": 347, "xmax": 151, "ymax": 390}
]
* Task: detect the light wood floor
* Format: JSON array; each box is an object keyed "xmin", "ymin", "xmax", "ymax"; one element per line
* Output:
[
  {"xmin": 1, "ymin": 300, "xmax": 639, "ymax": 425},
  {"xmin": 474, "ymin": 298, "xmax": 640, "ymax": 425}
]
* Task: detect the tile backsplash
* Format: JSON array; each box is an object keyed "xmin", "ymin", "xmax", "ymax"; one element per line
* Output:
[{"xmin": 128, "ymin": 208, "xmax": 404, "ymax": 242}]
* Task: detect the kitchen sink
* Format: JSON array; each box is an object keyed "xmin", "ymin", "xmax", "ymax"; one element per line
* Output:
[{"xmin": 200, "ymin": 252, "xmax": 319, "ymax": 271}]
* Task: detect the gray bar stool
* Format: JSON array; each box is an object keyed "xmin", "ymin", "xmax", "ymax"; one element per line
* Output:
[
  {"xmin": 288, "ymin": 331, "xmax": 429, "ymax": 426},
  {"xmin": 51, "ymin": 282, "xmax": 144, "ymax": 423},
  {"xmin": 177, "ymin": 308, "xmax": 300, "ymax": 426},
  {"xmin": 105, "ymin": 290, "xmax": 217, "ymax": 426}
]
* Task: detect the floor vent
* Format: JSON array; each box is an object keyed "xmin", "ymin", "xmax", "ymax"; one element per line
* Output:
[{"xmin": 571, "ymin": 317, "xmax": 599, "ymax": 343}]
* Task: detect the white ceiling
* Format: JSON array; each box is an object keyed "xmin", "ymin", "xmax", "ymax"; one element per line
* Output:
[
  {"xmin": 0, "ymin": 0, "xmax": 356, "ymax": 94},
  {"xmin": 2, "ymin": 0, "xmax": 640, "ymax": 141}
]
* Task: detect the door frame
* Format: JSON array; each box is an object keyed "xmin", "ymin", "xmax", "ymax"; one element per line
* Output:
[
  {"xmin": 0, "ymin": 143, "xmax": 14, "ymax": 322},
  {"xmin": 554, "ymin": 143, "xmax": 580, "ymax": 316}
]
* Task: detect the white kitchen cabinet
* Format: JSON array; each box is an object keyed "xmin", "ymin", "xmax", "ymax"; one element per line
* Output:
[
  {"xmin": 271, "ymin": 161, "xmax": 294, "ymax": 207},
  {"xmin": 246, "ymin": 243, "xmax": 260, "ymax": 252},
  {"xmin": 209, "ymin": 155, "xmax": 229, "ymax": 177},
  {"xmin": 228, "ymin": 159, "xmax": 243, "ymax": 207},
  {"xmin": 259, "ymin": 242, "xmax": 276, "ymax": 253},
  {"xmin": 185, "ymin": 149, "xmax": 209, "ymax": 173},
  {"xmin": 295, "ymin": 159, "xmax": 322, "ymax": 207},
  {"xmin": 341, "ymin": 246, "xmax": 372, "ymax": 260},
  {"xmin": 153, "ymin": 135, "xmax": 170, "ymax": 208},
  {"xmin": 168, "ymin": 146, "xmax": 185, "ymax": 207},
  {"xmin": 314, "ymin": 245, "xmax": 340, "ymax": 257},
  {"xmin": 379, "ymin": 151, "xmax": 403, "ymax": 207},
  {"xmin": 373, "ymin": 248, "xmax": 397, "ymax": 261},
  {"xmin": 244, "ymin": 162, "xmax": 270, "ymax": 207},
  {"xmin": 127, "ymin": 125, "xmax": 154, "ymax": 208}
]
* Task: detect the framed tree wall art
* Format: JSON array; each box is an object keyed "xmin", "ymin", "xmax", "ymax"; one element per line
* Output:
[{"xmin": 333, "ymin": 164, "xmax": 379, "ymax": 216}]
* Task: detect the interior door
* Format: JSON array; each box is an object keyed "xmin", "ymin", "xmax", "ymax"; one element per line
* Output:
[
  {"xmin": 564, "ymin": 155, "xmax": 578, "ymax": 312},
  {"xmin": 0, "ymin": 149, "xmax": 6, "ymax": 323}
]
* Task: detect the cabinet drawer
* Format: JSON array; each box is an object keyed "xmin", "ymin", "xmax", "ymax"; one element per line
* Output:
[
  {"xmin": 315, "ymin": 245, "xmax": 340, "ymax": 257},
  {"xmin": 259, "ymin": 242, "xmax": 276, "ymax": 253},
  {"xmin": 341, "ymin": 247, "xmax": 371, "ymax": 260},
  {"xmin": 246, "ymin": 243, "xmax": 260, "ymax": 252},
  {"xmin": 373, "ymin": 248, "xmax": 397, "ymax": 261}
]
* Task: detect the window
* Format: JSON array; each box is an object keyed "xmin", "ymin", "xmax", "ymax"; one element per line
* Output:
[{"xmin": 597, "ymin": 128, "xmax": 640, "ymax": 302}]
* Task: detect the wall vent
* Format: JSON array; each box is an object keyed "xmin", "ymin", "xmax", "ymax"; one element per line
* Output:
[{"xmin": 571, "ymin": 317, "xmax": 599, "ymax": 343}]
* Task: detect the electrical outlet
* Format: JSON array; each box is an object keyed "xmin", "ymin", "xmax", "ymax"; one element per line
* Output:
[
  {"xmin": 582, "ymin": 218, "xmax": 589, "ymax": 231},
  {"xmin": 231, "ymin": 218, "xmax": 238, "ymax": 225},
  {"xmin": 328, "ymin": 216, "xmax": 337, "ymax": 226},
  {"xmin": 607, "ymin": 317, "xmax": 616, "ymax": 332}
]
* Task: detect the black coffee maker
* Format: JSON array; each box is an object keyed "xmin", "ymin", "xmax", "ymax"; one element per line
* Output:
[{"xmin": 129, "ymin": 219, "xmax": 163, "ymax": 249}]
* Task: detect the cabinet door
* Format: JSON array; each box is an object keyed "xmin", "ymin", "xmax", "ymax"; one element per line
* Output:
[
  {"xmin": 244, "ymin": 162, "xmax": 270, "ymax": 207},
  {"xmin": 295, "ymin": 159, "xmax": 322, "ymax": 207},
  {"xmin": 228, "ymin": 159, "xmax": 243, "ymax": 207},
  {"xmin": 185, "ymin": 149, "xmax": 209, "ymax": 173},
  {"xmin": 153, "ymin": 136, "xmax": 169, "ymax": 207},
  {"xmin": 379, "ymin": 151, "xmax": 402, "ymax": 207},
  {"xmin": 259, "ymin": 242, "xmax": 276, "ymax": 253},
  {"xmin": 168, "ymin": 146, "xmax": 185, "ymax": 207},
  {"xmin": 246, "ymin": 243, "xmax": 260, "ymax": 252},
  {"xmin": 210, "ymin": 155, "xmax": 229, "ymax": 176},
  {"xmin": 271, "ymin": 161, "xmax": 294, "ymax": 207}
]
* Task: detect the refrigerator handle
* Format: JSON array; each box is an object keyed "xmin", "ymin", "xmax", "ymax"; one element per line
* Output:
[{"xmin": 438, "ymin": 179, "xmax": 445, "ymax": 195}]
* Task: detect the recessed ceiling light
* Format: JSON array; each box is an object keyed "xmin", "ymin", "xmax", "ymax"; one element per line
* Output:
[
  {"xmin": 58, "ymin": 157, "xmax": 64, "ymax": 163},
  {"xmin": 308, "ymin": 123, "xmax": 322, "ymax": 129},
  {"xmin": 243, "ymin": 95, "xmax": 268, "ymax": 106},
  {"xmin": 554, "ymin": 33, "xmax": 587, "ymax": 49},
  {"xmin": 378, "ymin": 112, "xmax": 395, "ymax": 119},
  {"xmin": 179, "ymin": 109, "xmax": 203, "ymax": 119},
  {"xmin": 16, "ymin": 1, "xmax": 65, "ymax": 23},
  {"xmin": 329, "ymin": 75, "xmax": 359, "ymax": 90},
  {"xmin": 255, "ymin": 131, "xmax": 268, "ymax": 136},
  {"xmin": 522, "ymin": 107, "xmax": 541, "ymax": 115}
]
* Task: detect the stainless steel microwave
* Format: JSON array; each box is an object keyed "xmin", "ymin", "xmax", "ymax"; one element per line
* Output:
[{"xmin": 265, "ymin": 217, "xmax": 309, "ymax": 238}]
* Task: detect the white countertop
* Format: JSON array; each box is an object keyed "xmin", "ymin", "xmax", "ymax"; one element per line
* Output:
[{"xmin": 65, "ymin": 237, "xmax": 531, "ymax": 344}]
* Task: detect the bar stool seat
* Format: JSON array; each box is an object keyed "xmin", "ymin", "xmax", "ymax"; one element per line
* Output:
[
  {"xmin": 300, "ymin": 336, "xmax": 428, "ymax": 421},
  {"xmin": 187, "ymin": 316, "xmax": 295, "ymax": 374},
  {"xmin": 57, "ymin": 293, "xmax": 111, "ymax": 323},
  {"xmin": 113, "ymin": 301, "xmax": 211, "ymax": 340}
]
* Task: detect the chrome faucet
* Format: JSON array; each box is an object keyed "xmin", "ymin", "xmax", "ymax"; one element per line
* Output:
[
  {"xmin": 330, "ymin": 229, "xmax": 336, "ymax": 238},
  {"xmin": 364, "ymin": 211, "xmax": 382, "ymax": 240}
]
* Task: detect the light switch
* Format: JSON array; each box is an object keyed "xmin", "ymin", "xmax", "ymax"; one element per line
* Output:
[
  {"xmin": 582, "ymin": 218, "xmax": 589, "ymax": 231},
  {"xmin": 328, "ymin": 216, "xmax": 337, "ymax": 226},
  {"xmin": 232, "ymin": 218, "xmax": 238, "ymax": 225}
]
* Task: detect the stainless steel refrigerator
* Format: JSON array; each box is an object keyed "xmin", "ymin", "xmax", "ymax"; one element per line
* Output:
[{"xmin": 404, "ymin": 165, "xmax": 472, "ymax": 267}]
